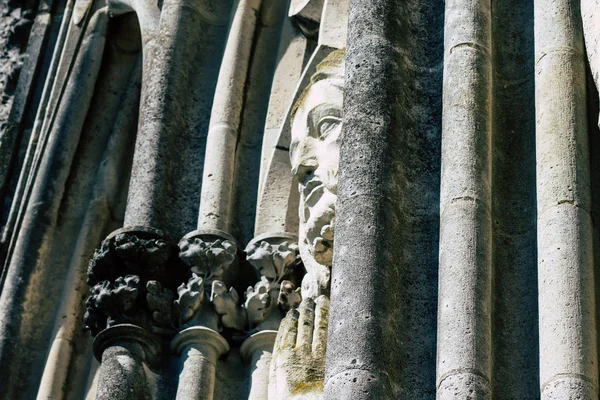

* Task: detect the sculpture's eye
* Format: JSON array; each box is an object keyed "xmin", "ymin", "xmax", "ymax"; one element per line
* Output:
[{"xmin": 316, "ymin": 116, "xmax": 341, "ymax": 140}]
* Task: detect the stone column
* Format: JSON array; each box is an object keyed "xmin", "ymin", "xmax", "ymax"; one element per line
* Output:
[
  {"xmin": 124, "ymin": 0, "xmax": 233, "ymax": 239},
  {"xmin": 94, "ymin": 325, "xmax": 161, "ymax": 400},
  {"xmin": 535, "ymin": 0, "xmax": 598, "ymax": 398},
  {"xmin": 85, "ymin": 227, "xmax": 184, "ymax": 399},
  {"xmin": 241, "ymin": 330, "xmax": 278, "ymax": 400},
  {"xmin": 582, "ymin": 0, "xmax": 600, "ymax": 112},
  {"xmin": 199, "ymin": 0, "xmax": 262, "ymax": 233},
  {"xmin": 0, "ymin": 9, "xmax": 109, "ymax": 397},
  {"xmin": 436, "ymin": 0, "xmax": 493, "ymax": 398},
  {"xmin": 323, "ymin": 1, "xmax": 412, "ymax": 398},
  {"xmin": 171, "ymin": 327, "xmax": 229, "ymax": 400},
  {"xmin": 36, "ymin": 57, "xmax": 142, "ymax": 400}
]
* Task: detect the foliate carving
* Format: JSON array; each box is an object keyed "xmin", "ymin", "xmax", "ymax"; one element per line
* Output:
[
  {"xmin": 245, "ymin": 240, "xmax": 300, "ymax": 282},
  {"xmin": 211, "ymin": 281, "xmax": 246, "ymax": 331},
  {"xmin": 173, "ymin": 235, "xmax": 305, "ymax": 335},
  {"xmin": 179, "ymin": 237, "xmax": 237, "ymax": 282},
  {"xmin": 146, "ymin": 280, "xmax": 174, "ymax": 327},
  {"xmin": 244, "ymin": 276, "xmax": 271, "ymax": 328},
  {"xmin": 85, "ymin": 227, "xmax": 186, "ymax": 337},
  {"xmin": 87, "ymin": 228, "xmax": 181, "ymax": 287},
  {"xmin": 174, "ymin": 273, "xmax": 204, "ymax": 326},
  {"xmin": 84, "ymin": 275, "xmax": 142, "ymax": 336},
  {"xmin": 278, "ymin": 280, "xmax": 302, "ymax": 311}
]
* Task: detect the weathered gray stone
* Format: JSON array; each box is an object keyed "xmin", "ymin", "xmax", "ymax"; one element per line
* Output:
[
  {"xmin": 324, "ymin": 0, "xmax": 443, "ymax": 399},
  {"xmin": 536, "ymin": 0, "xmax": 598, "ymax": 398},
  {"xmin": 0, "ymin": 9, "xmax": 109, "ymax": 398},
  {"xmin": 123, "ymin": 0, "xmax": 232, "ymax": 240}
]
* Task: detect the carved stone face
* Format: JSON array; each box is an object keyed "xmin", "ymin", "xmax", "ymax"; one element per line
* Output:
[{"xmin": 290, "ymin": 75, "xmax": 343, "ymax": 268}]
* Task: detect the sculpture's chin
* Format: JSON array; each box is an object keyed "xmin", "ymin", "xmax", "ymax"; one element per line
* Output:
[{"xmin": 300, "ymin": 190, "xmax": 336, "ymax": 267}]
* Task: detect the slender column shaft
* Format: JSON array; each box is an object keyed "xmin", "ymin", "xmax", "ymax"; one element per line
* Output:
[
  {"xmin": 198, "ymin": 0, "xmax": 261, "ymax": 232},
  {"xmin": 124, "ymin": 0, "xmax": 232, "ymax": 238},
  {"xmin": 36, "ymin": 57, "xmax": 142, "ymax": 400},
  {"xmin": 94, "ymin": 325, "xmax": 160, "ymax": 400},
  {"xmin": 535, "ymin": 1, "xmax": 598, "ymax": 398},
  {"xmin": 582, "ymin": 0, "xmax": 600, "ymax": 103},
  {"xmin": 436, "ymin": 0, "xmax": 493, "ymax": 398},
  {"xmin": 172, "ymin": 327, "xmax": 229, "ymax": 400},
  {"xmin": 0, "ymin": 10, "xmax": 109, "ymax": 398},
  {"xmin": 231, "ymin": 0, "xmax": 289, "ymax": 244},
  {"xmin": 241, "ymin": 330, "xmax": 277, "ymax": 400}
]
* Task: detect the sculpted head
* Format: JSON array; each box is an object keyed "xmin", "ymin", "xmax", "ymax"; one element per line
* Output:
[{"xmin": 290, "ymin": 49, "xmax": 345, "ymax": 294}]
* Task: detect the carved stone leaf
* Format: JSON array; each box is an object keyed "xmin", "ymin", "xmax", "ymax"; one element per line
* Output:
[
  {"xmin": 174, "ymin": 274, "xmax": 204, "ymax": 326},
  {"xmin": 246, "ymin": 241, "xmax": 278, "ymax": 279},
  {"xmin": 245, "ymin": 276, "xmax": 272, "ymax": 327},
  {"xmin": 210, "ymin": 280, "xmax": 246, "ymax": 331},
  {"xmin": 84, "ymin": 275, "xmax": 142, "ymax": 336},
  {"xmin": 146, "ymin": 280, "xmax": 174, "ymax": 326},
  {"xmin": 179, "ymin": 238, "xmax": 236, "ymax": 281},
  {"xmin": 245, "ymin": 240, "xmax": 300, "ymax": 282},
  {"xmin": 278, "ymin": 280, "xmax": 302, "ymax": 311}
]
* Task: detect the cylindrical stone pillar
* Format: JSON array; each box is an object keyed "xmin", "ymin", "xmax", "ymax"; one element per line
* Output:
[
  {"xmin": 436, "ymin": 0, "xmax": 493, "ymax": 398},
  {"xmin": 198, "ymin": 0, "xmax": 261, "ymax": 232},
  {"xmin": 535, "ymin": 0, "xmax": 598, "ymax": 398},
  {"xmin": 171, "ymin": 326, "xmax": 230, "ymax": 400},
  {"xmin": 93, "ymin": 324, "xmax": 161, "ymax": 400},
  {"xmin": 123, "ymin": 0, "xmax": 233, "ymax": 239},
  {"xmin": 241, "ymin": 330, "xmax": 278, "ymax": 400},
  {"xmin": 323, "ymin": 1, "xmax": 413, "ymax": 398}
]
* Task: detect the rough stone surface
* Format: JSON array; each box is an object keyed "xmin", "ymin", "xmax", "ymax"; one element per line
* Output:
[{"xmin": 2, "ymin": 0, "xmax": 600, "ymax": 399}]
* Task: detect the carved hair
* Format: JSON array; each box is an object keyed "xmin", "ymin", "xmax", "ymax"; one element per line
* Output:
[{"xmin": 290, "ymin": 48, "xmax": 346, "ymax": 122}]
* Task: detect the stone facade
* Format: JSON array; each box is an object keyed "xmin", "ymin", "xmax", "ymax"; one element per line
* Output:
[{"xmin": 1, "ymin": 0, "xmax": 600, "ymax": 399}]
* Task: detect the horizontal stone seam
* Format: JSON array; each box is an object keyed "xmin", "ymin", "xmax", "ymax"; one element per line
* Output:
[
  {"xmin": 541, "ymin": 373, "xmax": 599, "ymax": 394},
  {"xmin": 440, "ymin": 196, "xmax": 492, "ymax": 217},
  {"xmin": 535, "ymin": 47, "xmax": 584, "ymax": 65},
  {"xmin": 537, "ymin": 201, "xmax": 591, "ymax": 221},
  {"xmin": 447, "ymin": 42, "xmax": 491, "ymax": 57},
  {"xmin": 437, "ymin": 368, "xmax": 491, "ymax": 390}
]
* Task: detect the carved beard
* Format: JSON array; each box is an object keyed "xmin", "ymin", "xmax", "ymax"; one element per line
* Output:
[{"xmin": 300, "ymin": 188, "xmax": 336, "ymax": 266}]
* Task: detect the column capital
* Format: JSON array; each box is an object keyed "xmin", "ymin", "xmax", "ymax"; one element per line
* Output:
[{"xmin": 240, "ymin": 330, "xmax": 277, "ymax": 363}]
